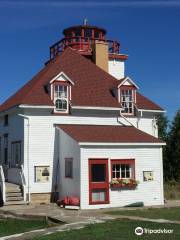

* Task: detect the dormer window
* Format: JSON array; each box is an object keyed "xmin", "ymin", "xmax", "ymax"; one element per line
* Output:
[
  {"xmin": 50, "ymin": 71, "xmax": 74, "ymax": 114},
  {"xmin": 121, "ymin": 89, "xmax": 133, "ymax": 114},
  {"xmin": 54, "ymin": 85, "xmax": 68, "ymax": 112},
  {"xmin": 118, "ymin": 77, "xmax": 139, "ymax": 115}
]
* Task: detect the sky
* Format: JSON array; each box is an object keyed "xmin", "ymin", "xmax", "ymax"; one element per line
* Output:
[{"xmin": 0, "ymin": 0, "xmax": 180, "ymax": 120}]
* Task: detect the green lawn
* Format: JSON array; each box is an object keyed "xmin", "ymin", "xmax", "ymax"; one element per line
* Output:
[
  {"xmin": 33, "ymin": 220, "xmax": 180, "ymax": 240},
  {"xmin": 0, "ymin": 218, "xmax": 48, "ymax": 237},
  {"xmin": 106, "ymin": 207, "xmax": 180, "ymax": 221}
]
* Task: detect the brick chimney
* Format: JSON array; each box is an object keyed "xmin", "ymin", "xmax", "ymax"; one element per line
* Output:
[{"xmin": 92, "ymin": 41, "xmax": 109, "ymax": 73}]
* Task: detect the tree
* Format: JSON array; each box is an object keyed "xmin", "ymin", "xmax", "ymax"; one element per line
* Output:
[
  {"xmin": 157, "ymin": 114, "xmax": 170, "ymax": 180},
  {"xmin": 168, "ymin": 110, "xmax": 180, "ymax": 181}
]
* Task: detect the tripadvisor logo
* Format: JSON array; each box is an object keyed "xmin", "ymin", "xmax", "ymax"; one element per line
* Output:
[
  {"xmin": 135, "ymin": 227, "xmax": 143, "ymax": 235},
  {"xmin": 135, "ymin": 226, "xmax": 173, "ymax": 235}
]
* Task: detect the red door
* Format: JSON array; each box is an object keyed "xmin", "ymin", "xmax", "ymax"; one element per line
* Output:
[{"xmin": 89, "ymin": 159, "xmax": 109, "ymax": 205}]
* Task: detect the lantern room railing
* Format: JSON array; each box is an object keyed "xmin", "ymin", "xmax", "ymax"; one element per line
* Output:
[{"xmin": 49, "ymin": 36, "xmax": 120, "ymax": 60}]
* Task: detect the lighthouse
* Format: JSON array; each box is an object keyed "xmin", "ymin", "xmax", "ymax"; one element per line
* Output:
[{"xmin": 49, "ymin": 21, "xmax": 128, "ymax": 79}]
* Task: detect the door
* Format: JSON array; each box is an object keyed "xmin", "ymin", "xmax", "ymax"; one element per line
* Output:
[{"xmin": 89, "ymin": 159, "xmax": 109, "ymax": 205}]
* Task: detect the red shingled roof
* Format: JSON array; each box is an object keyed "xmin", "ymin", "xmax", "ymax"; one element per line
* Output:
[
  {"xmin": 136, "ymin": 93, "xmax": 163, "ymax": 111},
  {"xmin": 0, "ymin": 47, "xmax": 163, "ymax": 112},
  {"xmin": 57, "ymin": 124, "xmax": 164, "ymax": 143}
]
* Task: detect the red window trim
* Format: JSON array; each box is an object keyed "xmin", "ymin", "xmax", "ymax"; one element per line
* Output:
[
  {"xmin": 111, "ymin": 159, "xmax": 136, "ymax": 180},
  {"xmin": 88, "ymin": 159, "xmax": 110, "ymax": 205}
]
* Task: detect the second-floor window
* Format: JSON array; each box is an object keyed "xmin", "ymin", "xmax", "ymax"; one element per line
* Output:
[
  {"xmin": 121, "ymin": 89, "xmax": 133, "ymax": 114},
  {"xmin": 54, "ymin": 85, "xmax": 68, "ymax": 112},
  {"xmin": 4, "ymin": 114, "xmax": 8, "ymax": 126}
]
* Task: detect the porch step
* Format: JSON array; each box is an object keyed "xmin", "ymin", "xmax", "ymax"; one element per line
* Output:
[
  {"xmin": 4, "ymin": 201, "xmax": 28, "ymax": 206},
  {"xmin": 6, "ymin": 196, "xmax": 24, "ymax": 201},
  {"xmin": 5, "ymin": 183, "xmax": 21, "ymax": 192},
  {"xmin": 6, "ymin": 192, "xmax": 22, "ymax": 197},
  {"xmin": 5, "ymin": 182, "xmax": 24, "ymax": 206}
]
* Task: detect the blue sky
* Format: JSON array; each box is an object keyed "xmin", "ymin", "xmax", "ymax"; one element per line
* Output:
[{"xmin": 0, "ymin": 0, "xmax": 179, "ymax": 120}]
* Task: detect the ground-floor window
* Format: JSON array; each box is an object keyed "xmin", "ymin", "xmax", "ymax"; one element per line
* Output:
[
  {"xmin": 3, "ymin": 134, "xmax": 8, "ymax": 165},
  {"xmin": 11, "ymin": 141, "xmax": 21, "ymax": 167},
  {"xmin": 111, "ymin": 159, "xmax": 135, "ymax": 179},
  {"xmin": 65, "ymin": 158, "xmax": 73, "ymax": 178}
]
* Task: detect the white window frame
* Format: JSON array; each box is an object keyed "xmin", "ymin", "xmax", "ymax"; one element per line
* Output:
[
  {"xmin": 112, "ymin": 164, "xmax": 132, "ymax": 179},
  {"xmin": 54, "ymin": 85, "xmax": 69, "ymax": 113},
  {"xmin": 121, "ymin": 89, "xmax": 134, "ymax": 115}
]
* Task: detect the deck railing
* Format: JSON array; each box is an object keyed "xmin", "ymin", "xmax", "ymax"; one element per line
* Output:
[
  {"xmin": 50, "ymin": 36, "xmax": 120, "ymax": 59},
  {"xmin": 0, "ymin": 165, "xmax": 6, "ymax": 203}
]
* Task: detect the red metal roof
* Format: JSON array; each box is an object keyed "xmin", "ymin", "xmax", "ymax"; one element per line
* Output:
[
  {"xmin": 57, "ymin": 124, "xmax": 164, "ymax": 143},
  {"xmin": 0, "ymin": 47, "xmax": 163, "ymax": 112}
]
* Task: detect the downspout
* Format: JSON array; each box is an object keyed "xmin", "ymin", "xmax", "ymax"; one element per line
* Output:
[
  {"xmin": 134, "ymin": 103, "xmax": 142, "ymax": 129},
  {"xmin": 117, "ymin": 110, "xmax": 136, "ymax": 127},
  {"xmin": 18, "ymin": 114, "xmax": 30, "ymax": 203}
]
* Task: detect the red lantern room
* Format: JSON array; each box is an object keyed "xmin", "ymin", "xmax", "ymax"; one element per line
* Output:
[{"xmin": 49, "ymin": 19, "xmax": 127, "ymax": 61}]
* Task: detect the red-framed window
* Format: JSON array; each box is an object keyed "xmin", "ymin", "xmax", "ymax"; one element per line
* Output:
[
  {"xmin": 111, "ymin": 159, "xmax": 135, "ymax": 180},
  {"xmin": 89, "ymin": 159, "xmax": 109, "ymax": 205}
]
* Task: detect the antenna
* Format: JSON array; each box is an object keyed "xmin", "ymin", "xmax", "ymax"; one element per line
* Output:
[{"xmin": 83, "ymin": 18, "xmax": 88, "ymax": 25}]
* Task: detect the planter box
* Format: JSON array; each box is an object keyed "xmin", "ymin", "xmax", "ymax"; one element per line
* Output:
[{"xmin": 110, "ymin": 184, "xmax": 137, "ymax": 189}]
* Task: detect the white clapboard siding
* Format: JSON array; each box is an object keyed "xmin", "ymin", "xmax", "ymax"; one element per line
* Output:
[
  {"xmin": 108, "ymin": 59, "xmax": 125, "ymax": 80},
  {"xmin": 80, "ymin": 146, "xmax": 164, "ymax": 209},
  {"xmin": 22, "ymin": 113, "xmax": 158, "ymax": 194},
  {"xmin": 58, "ymin": 129, "xmax": 80, "ymax": 199}
]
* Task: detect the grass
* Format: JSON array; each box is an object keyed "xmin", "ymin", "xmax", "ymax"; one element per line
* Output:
[
  {"xmin": 33, "ymin": 219, "xmax": 180, "ymax": 240},
  {"xmin": 106, "ymin": 207, "xmax": 180, "ymax": 221},
  {"xmin": 164, "ymin": 181, "xmax": 180, "ymax": 200},
  {"xmin": 0, "ymin": 218, "xmax": 48, "ymax": 237}
]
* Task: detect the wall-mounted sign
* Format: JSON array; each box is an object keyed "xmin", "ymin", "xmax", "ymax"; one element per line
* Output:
[
  {"xmin": 143, "ymin": 171, "xmax": 154, "ymax": 181},
  {"xmin": 35, "ymin": 166, "xmax": 50, "ymax": 182}
]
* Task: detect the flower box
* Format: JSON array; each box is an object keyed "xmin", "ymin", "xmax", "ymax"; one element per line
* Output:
[{"xmin": 110, "ymin": 179, "xmax": 139, "ymax": 189}]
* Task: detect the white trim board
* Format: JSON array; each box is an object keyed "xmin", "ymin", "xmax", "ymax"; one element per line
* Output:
[
  {"xmin": 78, "ymin": 142, "xmax": 166, "ymax": 146},
  {"xmin": 71, "ymin": 106, "xmax": 122, "ymax": 111}
]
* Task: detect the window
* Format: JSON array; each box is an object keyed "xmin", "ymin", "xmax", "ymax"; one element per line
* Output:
[
  {"xmin": 91, "ymin": 164, "xmax": 106, "ymax": 182},
  {"xmin": 111, "ymin": 159, "xmax": 135, "ymax": 179},
  {"xmin": 65, "ymin": 158, "xmax": 73, "ymax": 178},
  {"xmin": 3, "ymin": 134, "xmax": 8, "ymax": 165},
  {"xmin": 54, "ymin": 85, "xmax": 68, "ymax": 112},
  {"xmin": 121, "ymin": 89, "xmax": 133, "ymax": 114},
  {"xmin": 4, "ymin": 114, "xmax": 8, "ymax": 126},
  {"xmin": 35, "ymin": 166, "xmax": 50, "ymax": 182},
  {"xmin": 94, "ymin": 30, "xmax": 99, "ymax": 39},
  {"xmin": 11, "ymin": 141, "xmax": 21, "ymax": 167},
  {"xmin": 92, "ymin": 189, "xmax": 106, "ymax": 202},
  {"xmin": 84, "ymin": 28, "xmax": 92, "ymax": 38},
  {"xmin": 112, "ymin": 164, "xmax": 131, "ymax": 179}
]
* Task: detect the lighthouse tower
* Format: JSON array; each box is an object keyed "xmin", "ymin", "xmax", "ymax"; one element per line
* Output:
[{"xmin": 49, "ymin": 20, "xmax": 128, "ymax": 80}]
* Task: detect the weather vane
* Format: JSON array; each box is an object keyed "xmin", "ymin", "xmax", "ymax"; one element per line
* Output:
[{"xmin": 83, "ymin": 18, "xmax": 88, "ymax": 25}]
